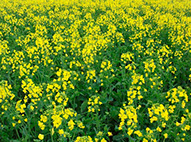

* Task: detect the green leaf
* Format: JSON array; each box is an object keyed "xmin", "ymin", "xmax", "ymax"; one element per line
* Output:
[
  {"xmin": 81, "ymin": 100, "xmax": 88, "ymax": 112},
  {"xmin": 110, "ymin": 106, "xmax": 119, "ymax": 119}
]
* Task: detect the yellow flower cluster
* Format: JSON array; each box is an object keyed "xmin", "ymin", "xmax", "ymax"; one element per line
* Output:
[
  {"xmin": 0, "ymin": 81, "xmax": 14, "ymax": 105},
  {"xmin": 121, "ymin": 52, "xmax": 134, "ymax": 63},
  {"xmin": 118, "ymin": 104, "xmax": 139, "ymax": 136},
  {"xmin": 15, "ymin": 100, "xmax": 26, "ymax": 114},
  {"xmin": 75, "ymin": 136, "xmax": 93, "ymax": 142},
  {"xmin": 0, "ymin": 40, "xmax": 9, "ymax": 56},
  {"xmin": 166, "ymin": 86, "xmax": 188, "ymax": 105},
  {"xmin": 88, "ymin": 96, "xmax": 102, "ymax": 112},
  {"xmin": 148, "ymin": 104, "xmax": 169, "ymax": 123},
  {"xmin": 127, "ymin": 86, "xmax": 143, "ymax": 105},
  {"xmin": 131, "ymin": 73, "xmax": 145, "ymax": 85},
  {"xmin": 143, "ymin": 59, "xmax": 156, "ymax": 73},
  {"xmin": 100, "ymin": 60, "xmax": 112, "ymax": 72},
  {"xmin": 86, "ymin": 70, "xmax": 96, "ymax": 83}
]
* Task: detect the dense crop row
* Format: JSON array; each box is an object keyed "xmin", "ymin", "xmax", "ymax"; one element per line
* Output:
[{"xmin": 0, "ymin": 0, "xmax": 191, "ymax": 141}]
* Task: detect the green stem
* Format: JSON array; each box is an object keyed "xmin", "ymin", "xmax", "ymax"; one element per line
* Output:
[
  {"xmin": 96, "ymin": 111, "xmax": 100, "ymax": 130},
  {"xmin": 48, "ymin": 115, "xmax": 54, "ymax": 142},
  {"xmin": 15, "ymin": 127, "xmax": 21, "ymax": 140}
]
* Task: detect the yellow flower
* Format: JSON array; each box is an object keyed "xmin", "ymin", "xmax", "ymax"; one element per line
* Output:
[
  {"xmin": 97, "ymin": 131, "xmax": 103, "ymax": 137},
  {"xmin": 38, "ymin": 134, "xmax": 44, "ymax": 140},
  {"xmin": 176, "ymin": 122, "xmax": 180, "ymax": 126},
  {"xmin": 30, "ymin": 105, "xmax": 34, "ymax": 111},
  {"xmin": 146, "ymin": 127, "xmax": 150, "ymax": 133},
  {"xmin": 24, "ymin": 118, "xmax": 27, "ymax": 122},
  {"xmin": 143, "ymin": 138, "xmax": 148, "ymax": 142},
  {"xmin": 68, "ymin": 119, "xmax": 75, "ymax": 130},
  {"xmin": 152, "ymin": 139, "xmax": 157, "ymax": 142},
  {"xmin": 150, "ymin": 116, "xmax": 158, "ymax": 123},
  {"xmin": 162, "ymin": 122, "xmax": 166, "ymax": 128},
  {"xmin": 108, "ymin": 132, "xmax": 112, "ymax": 136},
  {"xmin": 58, "ymin": 129, "xmax": 64, "ymax": 135},
  {"xmin": 77, "ymin": 121, "xmax": 85, "ymax": 129},
  {"xmin": 51, "ymin": 114, "xmax": 62, "ymax": 128},
  {"xmin": 164, "ymin": 133, "xmax": 168, "ymax": 139},
  {"xmin": 75, "ymin": 136, "xmax": 93, "ymax": 142},
  {"xmin": 38, "ymin": 121, "xmax": 45, "ymax": 130},
  {"xmin": 51, "ymin": 128, "xmax": 54, "ymax": 135},
  {"xmin": 40, "ymin": 115, "xmax": 48, "ymax": 123},
  {"xmin": 101, "ymin": 138, "xmax": 107, "ymax": 142},
  {"xmin": 156, "ymin": 127, "xmax": 162, "ymax": 132},
  {"xmin": 134, "ymin": 130, "xmax": 142, "ymax": 137},
  {"xmin": 88, "ymin": 87, "xmax": 92, "ymax": 90},
  {"xmin": 185, "ymin": 125, "xmax": 190, "ymax": 130},
  {"xmin": 12, "ymin": 123, "xmax": 16, "ymax": 127},
  {"xmin": 182, "ymin": 101, "xmax": 186, "ymax": 108}
]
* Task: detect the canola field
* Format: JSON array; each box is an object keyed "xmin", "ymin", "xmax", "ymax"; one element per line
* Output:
[{"xmin": 0, "ymin": 0, "xmax": 191, "ymax": 141}]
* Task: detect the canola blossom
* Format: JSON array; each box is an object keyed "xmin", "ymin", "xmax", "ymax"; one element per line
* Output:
[{"xmin": 0, "ymin": 0, "xmax": 191, "ymax": 141}]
